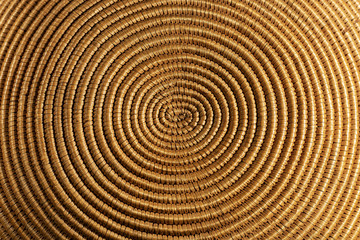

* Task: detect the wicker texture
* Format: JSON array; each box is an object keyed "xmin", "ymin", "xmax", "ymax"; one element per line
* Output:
[{"xmin": 1, "ymin": 0, "xmax": 360, "ymax": 239}]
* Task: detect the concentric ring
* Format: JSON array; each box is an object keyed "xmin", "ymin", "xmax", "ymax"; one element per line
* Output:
[{"xmin": 1, "ymin": 0, "xmax": 360, "ymax": 239}]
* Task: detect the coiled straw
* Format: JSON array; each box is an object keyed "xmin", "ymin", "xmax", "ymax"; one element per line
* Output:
[{"xmin": 1, "ymin": 0, "xmax": 360, "ymax": 239}]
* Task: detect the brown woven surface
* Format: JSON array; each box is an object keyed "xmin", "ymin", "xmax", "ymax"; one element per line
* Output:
[{"xmin": 1, "ymin": 0, "xmax": 360, "ymax": 239}]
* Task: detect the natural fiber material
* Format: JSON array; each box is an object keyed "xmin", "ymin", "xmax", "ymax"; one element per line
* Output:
[{"xmin": 1, "ymin": 0, "xmax": 360, "ymax": 239}]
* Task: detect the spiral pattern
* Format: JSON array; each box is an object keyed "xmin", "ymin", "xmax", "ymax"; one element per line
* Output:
[{"xmin": 1, "ymin": 0, "xmax": 360, "ymax": 239}]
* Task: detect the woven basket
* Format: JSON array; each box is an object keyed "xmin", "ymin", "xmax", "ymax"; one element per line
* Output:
[{"xmin": 1, "ymin": 0, "xmax": 360, "ymax": 239}]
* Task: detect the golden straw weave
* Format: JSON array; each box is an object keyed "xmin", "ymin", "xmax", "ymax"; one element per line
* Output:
[{"xmin": 1, "ymin": 0, "xmax": 360, "ymax": 239}]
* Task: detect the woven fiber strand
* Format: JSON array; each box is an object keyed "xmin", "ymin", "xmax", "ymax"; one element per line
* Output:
[{"xmin": 1, "ymin": 0, "xmax": 360, "ymax": 239}]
